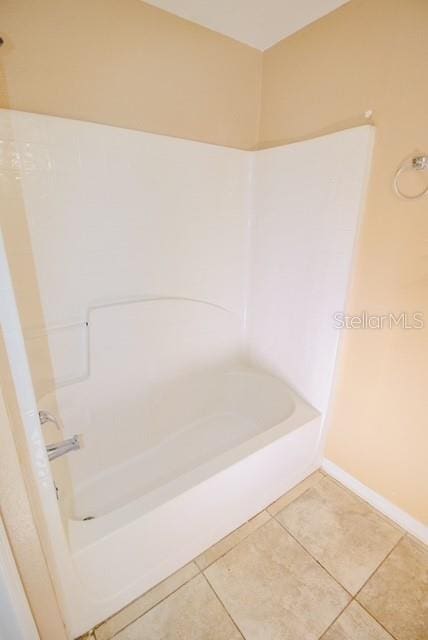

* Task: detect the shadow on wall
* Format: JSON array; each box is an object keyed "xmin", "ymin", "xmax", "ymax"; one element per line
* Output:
[{"xmin": 257, "ymin": 110, "xmax": 375, "ymax": 149}]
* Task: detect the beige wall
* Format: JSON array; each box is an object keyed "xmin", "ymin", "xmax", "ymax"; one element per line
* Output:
[
  {"xmin": 260, "ymin": 0, "xmax": 428, "ymax": 523},
  {"xmin": 0, "ymin": 0, "xmax": 262, "ymax": 150}
]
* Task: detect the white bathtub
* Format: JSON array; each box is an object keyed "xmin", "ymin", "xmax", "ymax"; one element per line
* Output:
[{"xmin": 41, "ymin": 366, "xmax": 321, "ymax": 633}]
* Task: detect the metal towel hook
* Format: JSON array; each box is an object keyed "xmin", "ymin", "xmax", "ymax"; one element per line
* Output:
[{"xmin": 394, "ymin": 155, "xmax": 428, "ymax": 200}]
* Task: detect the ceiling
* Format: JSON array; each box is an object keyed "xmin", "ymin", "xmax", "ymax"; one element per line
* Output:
[{"xmin": 143, "ymin": 0, "xmax": 350, "ymax": 50}]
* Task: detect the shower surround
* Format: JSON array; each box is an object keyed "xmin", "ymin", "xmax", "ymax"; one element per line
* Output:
[{"xmin": 0, "ymin": 109, "xmax": 373, "ymax": 637}]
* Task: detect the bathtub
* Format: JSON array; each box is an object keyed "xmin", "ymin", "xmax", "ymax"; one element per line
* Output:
[{"xmin": 41, "ymin": 366, "xmax": 321, "ymax": 633}]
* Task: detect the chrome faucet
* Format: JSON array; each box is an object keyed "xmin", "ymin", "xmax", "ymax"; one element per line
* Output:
[
  {"xmin": 46, "ymin": 435, "xmax": 81, "ymax": 462},
  {"xmin": 39, "ymin": 410, "xmax": 81, "ymax": 461}
]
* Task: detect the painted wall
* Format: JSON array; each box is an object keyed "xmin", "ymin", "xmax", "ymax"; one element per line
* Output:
[
  {"xmin": 0, "ymin": 0, "xmax": 262, "ymax": 150},
  {"xmin": 259, "ymin": 0, "xmax": 428, "ymax": 523}
]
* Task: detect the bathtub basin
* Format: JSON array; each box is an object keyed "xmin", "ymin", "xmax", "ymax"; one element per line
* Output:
[{"xmin": 70, "ymin": 369, "xmax": 297, "ymax": 523}]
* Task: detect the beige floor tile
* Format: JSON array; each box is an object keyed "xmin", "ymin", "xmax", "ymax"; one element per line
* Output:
[
  {"xmin": 276, "ymin": 476, "xmax": 402, "ymax": 594},
  {"xmin": 321, "ymin": 601, "xmax": 394, "ymax": 639},
  {"xmin": 205, "ymin": 518, "xmax": 350, "ymax": 640},
  {"xmin": 267, "ymin": 470, "xmax": 324, "ymax": 516},
  {"xmin": 94, "ymin": 562, "xmax": 199, "ymax": 640},
  {"xmin": 357, "ymin": 536, "xmax": 428, "ymax": 640},
  {"xmin": 113, "ymin": 574, "xmax": 242, "ymax": 640},
  {"xmin": 195, "ymin": 511, "xmax": 271, "ymax": 570}
]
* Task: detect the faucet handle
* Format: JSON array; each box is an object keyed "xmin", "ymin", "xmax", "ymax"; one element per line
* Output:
[{"xmin": 39, "ymin": 410, "xmax": 60, "ymax": 429}]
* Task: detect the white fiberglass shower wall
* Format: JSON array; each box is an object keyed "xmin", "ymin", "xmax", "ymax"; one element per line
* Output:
[
  {"xmin": 247, "ymin": 133, "xmax": 373, "ymax": 412},
  {"xmin": 0, "ymin": 109, "xmax": 373, "ymax": 637}
]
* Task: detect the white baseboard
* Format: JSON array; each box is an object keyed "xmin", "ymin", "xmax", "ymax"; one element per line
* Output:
[{"xmin": 322, "ymin": 459, "xmax": 428, "ymax": 546}]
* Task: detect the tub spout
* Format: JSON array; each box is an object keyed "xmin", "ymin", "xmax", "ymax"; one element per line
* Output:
[{"xmin": 46, "ymin": 435, "xmax": 81, "ymax": 462}]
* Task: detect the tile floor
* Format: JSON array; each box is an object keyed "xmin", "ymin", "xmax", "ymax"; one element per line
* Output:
[{"xmin": 83, "ymin": 470, "xmax": 427, "ymax": 640}]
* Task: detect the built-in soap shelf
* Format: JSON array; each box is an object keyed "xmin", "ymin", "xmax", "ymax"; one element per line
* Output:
[{"xmin": 24, "ymin": 321, "xmax": 89, "ymax": 388}]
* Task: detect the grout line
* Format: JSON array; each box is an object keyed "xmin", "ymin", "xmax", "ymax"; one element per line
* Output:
[
  {"xmin": 318, "ymin": 597, "xmax": 400, "ymax": 640},
  {"xmin": 97, "ymin": 501, "xmax": 286, "ymax": 637},
  {"xmin": 319, "ymin": 530, "xmax": 404, "ymax": 640},
  {"xmin": 404, "ymin": 530, "xmax": 428, "ymax": 552},
  {"xmin": 96, "ymin": 473, "xmax": 324, "ymax": 636},
  {"xmin": 272, "ymin": 481, "xmax": 405, "ymax": 640},
  {"xmin": 266, "ymin": 470, "xmax": 324, "ymax": 516},
  {"xmin": 353, "ymin": 534, "xmax": 404, "ymax": 601},
  {"xmin": 355, "ymin": 598, "xmax": 400, "ymax": 640},
  {"xmin": 273, "ymin": 496, "xmax": 406, "ymax": 628},
  {"xmin": 106, "ymin": 565, "xmax": 202, "ymax": 640},
  {"xmin": 97, "ymin": 472, "xmax": 326, "ymax": 637},
  {"xmin": 317, "ymin": 531, "xmax": 405, "ymax": 640},
  {"xmin": 195, "ymin": 510, "xmax": 272, "ymax": 571},
  {"xmin": 267, "ymin": 484, "xmax": 318, "ymax": 516},
  {"xmin": 318, "ymin": 600, "xmax": 353, "ymax": 639},
  {"xmin": 202, "ymin": 572, "xmax": 247, "ymax": 640},
  {"xmin": 322, "ymin": 473, "xmax": 406, "ymax": 536},
  {"xmin": 352, "ymin": 535, "xmax": 405, "ymax": 640},
  {"xmin": 206, "ymin": 514, "xmax": 350, "ymax": 640},
  {"xmin": 98, "ymin": 469, "xmax": 408, "ymax": 640},
  {"xmin": 198, "ymin": 471, "xmax": 325, "ymax": 571},
  {"xmin": 106, "ymin": 507, "xmax": 272, "ymax": 638},
  {"xmin": 273, "ymin": 515, "xmax": 354, "ymax": 599}
]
